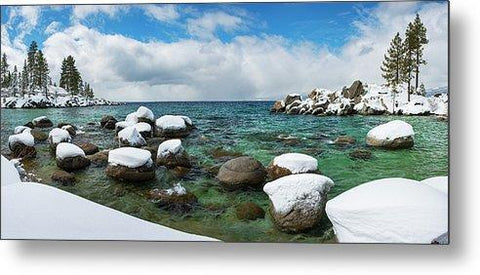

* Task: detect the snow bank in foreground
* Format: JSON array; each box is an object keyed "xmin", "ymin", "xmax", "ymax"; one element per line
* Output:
[
  {"xmin": 421, "ymin": 176, "xmax": 448, "ymax": 194},
  {"xmin": 326, "ymin": 177, "xmax": 448, "ymax": 243},
  {"xmin": 1, "ymin": 156, "xmax": 21, "ymax": 187},
  {"xmin": 108, "ymin": 147, "xmax": 152, "ymax": 168},
  {"xmin": 0, "ymin": 154, "xmax": 216, "ymax": 241},
  {"xmin": 367, "ymin": 120, "xmax": 414, "ymax": 140},
  {"xmin": 272, "ymin": 153, "xmax": 318, "ymax": 174},
  {"xmin": 56, "ymin": 143, "xmax": 86, "ymax": 160},
  {"xmin": 157, "ymin": 139, "xmax": 183, "ymax": 158},
  {"xmin": 263, "ymin": 173, "xmax": 334, "ymax": 214}
]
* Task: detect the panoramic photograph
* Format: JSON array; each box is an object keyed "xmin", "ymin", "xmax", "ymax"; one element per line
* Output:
[{"xmin": 0, "ymin": 1, "xmax": 448, "ymax": 243}]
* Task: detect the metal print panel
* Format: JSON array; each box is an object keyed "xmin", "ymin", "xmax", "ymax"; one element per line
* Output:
[{"xmin": 0, "ymin": 1, "xmax": 449, "ymax": 244}]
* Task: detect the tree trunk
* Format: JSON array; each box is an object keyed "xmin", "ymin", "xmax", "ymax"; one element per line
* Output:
[{"xmin": 415, "ymin": 50, "xmax": 419, "ymax": 92}]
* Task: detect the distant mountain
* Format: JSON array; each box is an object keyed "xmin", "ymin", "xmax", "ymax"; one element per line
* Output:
[{"xmin": 426, "ymin": 86, "xmax": 448, "ymax": 97}]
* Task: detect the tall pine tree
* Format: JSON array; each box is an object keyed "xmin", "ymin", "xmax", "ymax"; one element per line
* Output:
[
  {"xmin": 27, "ymin": 41, "xmax": 38, "ymax": 94},
  {"xmin": 404, "ymin": 22, "xmax": 416, "ymax": 102},
  {"xmin": 411, "ymin": 14, "xmax": 428, "ymax": 92},
  {"xmin": 59, "ymin": 55, "xmax": 82, "ymax": 97},
  {"xmin": 21, "ymin": 60, "xmax": 29, "ymax": 97},
  {"xmin": 1, "ymin": 53, "xmax": 11, "ymax": 90},
  {"xmin": 381, "ymin": 33, "xmax": 406, "ymax": 112},
  {"xmin": 33, "ymin": 50, "xmax": 50, "ymax": 97}
]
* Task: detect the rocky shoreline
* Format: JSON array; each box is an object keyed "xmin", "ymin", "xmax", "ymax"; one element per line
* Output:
[
  {"xmin": 3, "ymin": 105, "xmax": 448, "ymax": 243},
  {"xmin": 271, "ymin": 80, "xmax": 448, "ymax": 118}
]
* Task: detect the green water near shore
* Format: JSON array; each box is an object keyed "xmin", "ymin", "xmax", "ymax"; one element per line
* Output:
[{"xmin": 0, "ymin": 102, "xmax": 448, "ymax": 242}]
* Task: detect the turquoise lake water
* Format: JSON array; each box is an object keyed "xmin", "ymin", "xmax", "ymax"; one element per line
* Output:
[{"xmin": 0, "ymin": 102, "xmax": 449, "ymax": 242}]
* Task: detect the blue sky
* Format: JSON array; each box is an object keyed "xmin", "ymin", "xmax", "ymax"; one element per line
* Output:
[{"xmin": 0, "ymin": 2, "xmax": 448, "ymax": 101}]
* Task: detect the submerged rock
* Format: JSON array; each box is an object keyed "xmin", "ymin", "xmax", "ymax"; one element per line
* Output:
[
  {"xmin": 148, "ymin": 183, "xmax": 197, "ymax": 213},
  {"xmin": 56, "ymin": 143, "xmax": 91, "ymax": 171},
  {"xmin": 263, "ymin": 174, "xmax": 334, "ymax": 233},
  {"xmin": 267, "ymin": 153, "xmax": 318, "ymax": 180},
  {"xmin": 87, "ymin": 150, "xmax": 109, "ymax": 166},
  {"xmin": 235, "ymin": 202, "xmax": 265, "ymax": 221},
  {"xmin": 51, "ymin": 170, "xmax": 75, "ymax": 186},
  {"xmin": 100, "ymin": 115, "xmax": 117, "ymax": 130},
  {"xmin": 156, "ymin": 139, "xmax": 191, "ymax": 168},
  {"xmin": 366, "ymin": 120, "xmax": 414, "ymax": 149},
  {"xmin": 105, "ymin": 147, "xmax": 155, "ymax": 182},
  {"xmin": 78, "ymin": 142, "xmax": 99, "ymax": 155},
  {"xmin": 334, "ymin": 136, "xmax": 356, "ymax": 146},
  {"xmin": 349, "ymin": 148, "xmax": 373, "ymax": 160},
  {"xmin": 30, "ymin": 129, "xmax": 48, "ymax": 141},
  {"xmin": 217, "ymin": 156, "xmax": 267, "ymax": 190}
]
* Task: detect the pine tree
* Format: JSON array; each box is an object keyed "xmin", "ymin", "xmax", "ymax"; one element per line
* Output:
[
  {"xmin": 381, "ymin": 33, "xmax": 406, "ymax": 113},
  {"xmin": 33, "ymin": 50, "xmax": 50, "ymax": 97},
  {"xmin": 11, "ymin": 65, "xmax": 19, "ymax": 97},
  {"xmin": 404, "ymin": 22, "xmax": 416, "ymax": 102},
  {"xmin": 59, "ymin": 55, "xmax": 82, "ymax": 97},
  {"xmin": 27, "ymin": 41, "xmax": 38, "ymax": 93},
  {"xmin": 1, "ymin": 53, "xmax": 11, "ymax": 90},
  {"xmin": 418, "ymin": 83, "xmax": 426, "ymax": 96},
  {"xmin": 21, "ymin": 60, "xmax": 29, "ymax": 97},
  {"xmin": 411, "ymin": 14, "xmax": 428, "ymax": 92}
]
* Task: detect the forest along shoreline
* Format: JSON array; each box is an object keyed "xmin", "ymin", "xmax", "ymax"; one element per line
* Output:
[{"xmin": 2, "ymin": 103, "xmax": 448, "ymax": 243}]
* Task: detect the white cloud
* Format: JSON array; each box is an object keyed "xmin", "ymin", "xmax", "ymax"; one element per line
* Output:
[
  {"xmin": 45, "ymin": 21, "xmax": 62, "ymax": 35},
  {"xmin": 3, "ymin": 2, "xmax": 448, "ymax": 101},
  {"xmin": 71, "ymin": 5, "xmax": 128, "ymax": 21},
  {"xmin": 143, "ymin": 4, "xmax": 180, "ymax": 23},
  {"xmin": 186, "ymin": 11, "xmax": 244, "ymax": 40}
]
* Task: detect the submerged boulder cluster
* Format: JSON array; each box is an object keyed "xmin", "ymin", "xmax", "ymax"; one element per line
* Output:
[{"xmin": 271, "ymin": 80, "xmax": 448, "ymax": 117}]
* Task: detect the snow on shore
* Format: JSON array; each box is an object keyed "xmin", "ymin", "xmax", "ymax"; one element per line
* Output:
[
  {"xmin": 0, "ymin": 155, "xmax": 216, "ymax": 241},
  {"xmin": 326, "ymin": 177, "xmax": 448, "ymax": 244},
  {"xmin": 1, "ymin": 86, "xmax": 119, "ymax": 109}
]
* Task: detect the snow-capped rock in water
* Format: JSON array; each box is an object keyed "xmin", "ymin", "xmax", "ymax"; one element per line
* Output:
[
  {"xmin": 263, "ymin": 173, "xmax": 334, "ymax": 232},
  {"xmin": 134, "ymin": 122, "xmax": 152, "ymax": 139},
  {"xmin": 272, "ymin": 80, "xmax": 448, "ymax": 117},
  {"xmin": 55, "ymin": 143, "xmax": 90, "ymax": 171},
  {"xmin": 125, "ymin": 112, "xmax": 139, "ymax": 124},
  {"xmin": 117, "ymin": 126, "xmax": 147, "ymax": 147},
  {"xmin": 267, "ymin": 153, "xmax": 318, "ymax": 180},
  {"xmin": 14, "ymin": 126, "xmax": 31, "ymax": 134},
  {"xmin": 156, "ymin": 139, "xmax": 191, "ymax": 168},
  {"xmin": 366, "ymin": 120, "xmax": 414, "ymax": 149},
  {"xmin": 1, "ymin": 86, "xmax": 120, "ymax": 109},
  {"xmin": 32, "ymin": 116, "xmax": 53, "ymax": 128},
  {"xmin": 325, "ymin": 177, "xmax": 448, "ymax": 244},
  {"xmin": 136, "ymin": 106, "xmax": 155, "ymax": 123},
  {"xmin": 155, "ymin": 115, "xmax": 194, "ymax": 138},
  {"xmin": 115, "ymin": 121, "xmax": 133, "ymax": 134},
  {"xmin": 48, "ymin": 128, "xmax": 72, "ymax": 149},
  {"xmin": 421, "ymin": 176, "xmax": 448, "ymax": 194},
  {"xmin": 8, "ymin": 130, "xmax": 36, "ymax": 159},
  {"xmin": 148, "ymin": 183, "xmax": 198, "ymax": 213},
  {"xmin": 106, "ymin": 147, "xmax": 155, "ymax": 182}
]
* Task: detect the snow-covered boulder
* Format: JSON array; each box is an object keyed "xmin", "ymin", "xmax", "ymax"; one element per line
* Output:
[
  {"xmin": 117, "ymin": 126, "xmax": 147, "ymax": 147},
  {"xmin": 105, "ymin": 147, "xmax": 155, "ymax": 182},
  {"xmin": 148, "ymin": 183, "xmax": 198, "ymax": 213},
  {"xmin": 134, "ymin": 122, "xmax": 152, "ymax": 139},
  {"xmin": 217, "ymin": 156, "xmax": 267, "ymax": 190},
  {"xmin": 61, "ymin": 125, "xmax": 76, "ymax": 137},
  {"xmin": 421, "ymin": 176, "xmax": 448, "ymax": 194},
  {"xmin": 270, "ymin": 100, "xmax": 285, "ymax": 113},
  {"xmin": 125, "ymin": 112, "xmax": 138, "ymax": 124},
  {"xmin": 8, "ymin": 130, "xmax": 36, "ymax": 159},
  {"xmin": 325, "ymin": 178, "xmax": 448, "ymax": 243},
  {"xmin": 366, "ymin": 120, "xmax": 414, "ymax": 149},
  {"xmin": 263, "ymin": 174, "xmax": 334, "ymax": 232},
  {"xmin": 32, "ymin": 116, "xmax": 53, "ymax": 128},
  {"xmin": 284, "ymin": 94, "xmax": 302, "ymax": 106},
  {"xmin": 156, "ymin": 139, "xmax": 191, "ymax": 168},
  {"xmin": 155, "ymin": 115, "xmax": 193, "ymax": 138},
  {"xmin": 55, "ymin": 143, "xmax": 90, "ymax": 171},
  {"xmin": 136, "ymin": 106, "xmax": 154, "ymax": 124},
  {"xmin": 14, "ymin": 126, "xmax": 31, "ymax": 134},
  {"xmin": 115, "ymin": 121, "xmax": 134, "ymax": 134},
  {"xmin": 48, "ymin": 128, "xmax": 72, "ymax": 149},
  {"xmin": 266, "ymin": 153, "xmax": 318, "ymax": 180}
]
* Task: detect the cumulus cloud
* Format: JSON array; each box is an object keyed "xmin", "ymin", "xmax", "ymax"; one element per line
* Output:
[
  {"xmin": 143, "ymin": 4, "xmax": 180, "ymax": 23},
  {"xmin": 45, "ymin": 21, "xmax": 62, "ymax": 35},
  {"xmin": 2, "ymin": 2, "xmax": 448, "ymax": 101},
  {"xmin": 71, "ymin": 5, "xmax": 128, "ymax": 21},
  {"xmin": 186, "ymin": 11, "xmax": 244, "ymax": 40}
]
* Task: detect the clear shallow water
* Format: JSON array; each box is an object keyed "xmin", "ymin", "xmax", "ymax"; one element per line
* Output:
[{"xmin": 0, "ymin": 102, "xmax": 448, "ymax": 242}]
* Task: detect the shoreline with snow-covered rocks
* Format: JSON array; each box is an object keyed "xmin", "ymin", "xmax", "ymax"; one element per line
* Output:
[
  {"xmin": 271, "ymin": 80, "xmax": 448, "ymax": 118},
  {"xmin": 1, "ymin": 85, "xmax": 121, "ymax": 109},
  {"xmin": 2, "ymin": 104, "xmax": 448, "ymax": 243}
]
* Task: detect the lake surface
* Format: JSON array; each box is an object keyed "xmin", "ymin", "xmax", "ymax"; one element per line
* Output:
[{"xmin": 0, "ymin": 102, "xmax": 449, "ymax": 242}]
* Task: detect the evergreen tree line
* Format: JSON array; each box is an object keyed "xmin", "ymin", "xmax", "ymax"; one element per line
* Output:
[
  {"xmin": 0, "ymin": 41, "xmax": 94, "ymax": 99},
  {"xmin": 381, "ymin": 14, "xmax": 428, "ymax": 102}
]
